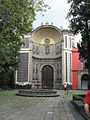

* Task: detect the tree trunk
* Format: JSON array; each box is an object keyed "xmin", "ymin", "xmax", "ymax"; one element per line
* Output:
[
  {"xmin": 86, "ymin": 20, "xmax": 90, "ymax": 89},
  {"xmin": 87, "ymin": 42, "xmax": 90, "ymax": 89}
]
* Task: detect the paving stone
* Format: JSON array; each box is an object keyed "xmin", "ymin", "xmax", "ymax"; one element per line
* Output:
[
  {"xmin": 0, "ymin": 90, "xmax": 86, "ymax": 120},
  {"xmin": 53, "ymin": 107, "xmax": 59, "ymax": 120}
]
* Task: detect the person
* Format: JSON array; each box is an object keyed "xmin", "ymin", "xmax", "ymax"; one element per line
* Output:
[
  {"xmin": 64, "ymin": 82, "xmax": 68, "ymax": 92},
  {"xmin": 84, "ymin": 90, "xmax": 90, "ymax": 119}
]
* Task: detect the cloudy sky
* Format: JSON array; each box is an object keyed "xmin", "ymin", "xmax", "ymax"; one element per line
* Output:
[
  {"xmin": 33, "ymin": 0, "xmax": 70, "ymax": 29},
  {"xmin": 33, "ymin": 0, "xmax": 81, "ymax": 41}
]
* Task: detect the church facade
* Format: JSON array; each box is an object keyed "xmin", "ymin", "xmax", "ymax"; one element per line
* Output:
[{"xmin": 15, "ymin": 24, "xmax": 76, "ymax": 89}]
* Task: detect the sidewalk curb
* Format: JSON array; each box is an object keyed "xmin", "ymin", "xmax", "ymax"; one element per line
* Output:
[{"xmin": 71, "ymin": 100, "xmax": 88, "ymax": 120}]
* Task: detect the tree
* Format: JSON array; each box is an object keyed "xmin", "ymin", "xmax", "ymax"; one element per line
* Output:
[
  {"xmin": 0, "ymin": 0, "xmax": 49, "ymax": 88},
  {"xmin": 67, "ymin": 0, "xmax": 90, "ymax": 89}
]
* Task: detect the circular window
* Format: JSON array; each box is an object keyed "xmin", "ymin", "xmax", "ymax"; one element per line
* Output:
[{"xmin": 44, "ymin": 39, "xmax": 50, "ymax": 44}]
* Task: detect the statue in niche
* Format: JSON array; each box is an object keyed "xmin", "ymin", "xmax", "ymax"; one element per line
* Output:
[
  {"xmin": 36, "ymin": 46, "xmax": 39, "ymax": 55},
  {"xmin": 36, "ymin": 63, "xmax": 38, "ymax": 80},
  {"xmin": 59, "ymin": 44, "xmax": 62, "ymax": 54},
  {"xmin": 44, "ymin": 38, "xmax": 50, "ymax": 55},
  {"xmin": 57, "ymin": 63, "xmax": 59, "ymax": 74},
  {"xmin": 55, "ymin": 46, "xmax": 58, "ymax": 55},
  {"xmin": 55, "ymin": 46, "xmax": 60, "ymax": 55},
  {"xmin": 45, "ymin": 45, "xmax": 50, "ymax": 54},
  {"xmin": 32, "ymin": 64, "xmax": 35, "ymax": 80},
  {"xmin": 33, "ymin": 45, "xmax": 35, "ymax": 54}
]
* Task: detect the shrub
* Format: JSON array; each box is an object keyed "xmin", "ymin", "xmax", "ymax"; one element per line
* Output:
[{"xmin": 73, "ymin": 94, "xmax": 86, "ymax": 102}]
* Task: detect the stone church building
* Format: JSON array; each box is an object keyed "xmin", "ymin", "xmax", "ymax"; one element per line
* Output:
[{"xmin": 15, "ymin": 23, "xmax": 76, "ymax": 89}]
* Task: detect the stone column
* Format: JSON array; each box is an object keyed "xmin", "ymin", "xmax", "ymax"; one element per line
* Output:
[{"xmin": 28, "ymin": 36, "xmax": 33, "ymax": 86}]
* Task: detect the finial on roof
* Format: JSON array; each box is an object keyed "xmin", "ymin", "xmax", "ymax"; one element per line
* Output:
[
  {"xmin": 41, "ymin": 22, "xmax": 43, "ymax": 25},
  {"xmin": 45, "ymin": 21, "xmax": 49, "ymax": 25},
  {"xmin": 60, "ymin": 26, "xmax": 63, "ymax": 31},
  {"xmin": 51, "ymin": 22, "xmax": 53, "ymax": 25}
]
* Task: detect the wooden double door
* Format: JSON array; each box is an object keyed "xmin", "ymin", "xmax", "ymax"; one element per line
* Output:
[{"xmin": 42, "ymin": 65, "xmax": 53, "ymax": 89}]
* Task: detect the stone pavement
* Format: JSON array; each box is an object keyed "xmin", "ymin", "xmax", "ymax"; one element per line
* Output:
[{"xmin": 0, "ymin": 90, "xmax": 87, "ymax": 120}]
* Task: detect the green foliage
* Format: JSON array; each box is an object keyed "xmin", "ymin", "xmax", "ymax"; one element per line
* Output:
[
  {"xmin": 73, "ymin": 94, "xmax": 85, "ymax": 101},
  {"xmin": 67, "ymin": 0, "xmax": 90, "ymax": 34},
  {"xmin": 68, "ymin": 1, "xmax": 90, "ymax": 89},
  {"xmin": 0, "ymin": 0, "xmax": 49, "ymax": 88},
  {"xmin": 67, "ymin": 0, "xmax": 90, "ymax": 67}
]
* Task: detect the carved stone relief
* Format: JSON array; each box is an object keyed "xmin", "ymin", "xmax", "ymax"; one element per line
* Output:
[
  {"xmin": 36, "ymin": 63, "xmax": 38, "ymax": 80},
  {"xmin": 44, "ymin": 39, "xmax": 50, "ymax": 55},
  {"xmin": 33, "ymin": 45, "xmax": 36, "ymax": 54},
  {"xmin": 55, "ymin": 46, "xmax": 59, "ymax": 55},
  {"xmin": 32, "ymin": 45, "xmax": 39, "ymax": 55},
  {"xmin": 32, "ymin": 63, "xmax": 35, "ymax": 80},
  {"xmin": 45, "ymin": 45, "xmax": 50, "ymax": 55},
  {"xmin": 55, "ymin": 44, "xmax": 62, "ymax": 55},
  {"xmin": 36, "ymin": 46, "xmax": 39, "ymax": 55}
]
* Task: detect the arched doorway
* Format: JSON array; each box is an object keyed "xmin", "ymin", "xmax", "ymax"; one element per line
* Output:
[
  {"xmin": 81, "ymin": 74, "xmax": 88, "ymax": 89},
  {"xmin": 42, "ymin": 65, "xmax": 53, "ymax": 89}
]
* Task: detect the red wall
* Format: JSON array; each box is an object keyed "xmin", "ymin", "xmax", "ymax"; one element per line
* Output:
[{"xmin": 72, "ymin": 47, "xmax": 82, "ymax": 89}]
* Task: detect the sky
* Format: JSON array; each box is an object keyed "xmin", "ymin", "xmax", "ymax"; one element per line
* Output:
[
  {"xmin": 33, "ymin": 0, "xmax": 81, "ymax": 41},
  {"xmin": 33, "ymin": 0, "xmax": 70, "ymax": 29}
]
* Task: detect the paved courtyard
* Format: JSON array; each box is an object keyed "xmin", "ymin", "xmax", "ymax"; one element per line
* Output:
[{"xmin": 0, "ymin": 90, "xmax": 87, "ymax": 120}]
